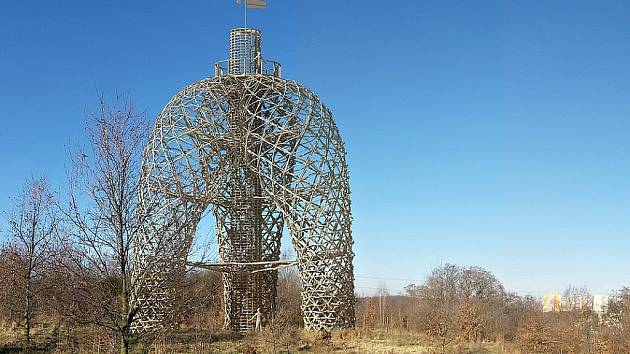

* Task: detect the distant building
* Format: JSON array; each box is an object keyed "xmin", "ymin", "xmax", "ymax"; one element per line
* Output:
[
  {"xmin": 543, "ymin": 293, "xmax": 562, "ymax": 312},
  {"xmin": 593, "ymin": 294, "xmax": 609, "ymax": 315},
  {"xmin": 542, "ymin": 293, "xmax": 609, "ymax": 314},
  {"xmin": 563, "ymin": 293, "xmax": 590, "ymax": 311}
]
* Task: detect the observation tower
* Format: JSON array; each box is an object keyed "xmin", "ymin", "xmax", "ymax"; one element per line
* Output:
[{"xmin": 132, "ymin": 27, "xmax": 355, "ymax": 332}]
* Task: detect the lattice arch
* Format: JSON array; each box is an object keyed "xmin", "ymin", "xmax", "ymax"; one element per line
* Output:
[{"xmin": 131, "ymin": 29, "xmax": 355, "ymax": 333}]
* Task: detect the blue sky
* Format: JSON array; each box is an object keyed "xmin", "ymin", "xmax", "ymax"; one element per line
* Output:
[{"xmin": 2, "ymin": 0, "xmax": 630, "ymax": 296}]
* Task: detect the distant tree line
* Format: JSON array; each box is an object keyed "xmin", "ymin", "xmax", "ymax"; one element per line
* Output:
[{"xmin": 356, "ymin": 263, "xmax": 630, "ymax": 353}]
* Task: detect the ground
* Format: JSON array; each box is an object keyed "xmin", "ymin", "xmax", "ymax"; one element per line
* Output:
[{"xmin": 0, "ymin": 325, "xmax": 520, "ymax": 354}]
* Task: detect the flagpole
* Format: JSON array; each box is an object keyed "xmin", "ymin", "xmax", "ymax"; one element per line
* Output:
[{"xmin": 244, "ymin": 0, "xmax": 247, "ymax": 29}]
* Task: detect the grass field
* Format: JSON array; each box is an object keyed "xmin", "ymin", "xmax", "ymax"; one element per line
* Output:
[{"xmin": 0, "ymin": 324, "xmax": 520, "ymax": 354}]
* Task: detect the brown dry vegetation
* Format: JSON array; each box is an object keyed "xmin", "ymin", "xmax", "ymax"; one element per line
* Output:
[
  {"xmin": 0, "ymin": 322, "xmax": 515, "ymax": 354},
  {"xmin": 2, "ymin": 261, "xmax": 630, "ymax": 353}
]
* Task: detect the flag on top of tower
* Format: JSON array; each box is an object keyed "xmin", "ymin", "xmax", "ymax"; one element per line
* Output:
[{"xmin": 236, "ymin": 0, "xmax": 267, "ymax": 9}]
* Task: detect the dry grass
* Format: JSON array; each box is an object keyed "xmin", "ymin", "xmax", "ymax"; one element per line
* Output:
[
  {"xmin": 142, "ymin": 328, "xmax": 520, "ymax": 354},
  {"xmin": 0, "ymin": 325, "xmax": 521, "ymax": 354}
]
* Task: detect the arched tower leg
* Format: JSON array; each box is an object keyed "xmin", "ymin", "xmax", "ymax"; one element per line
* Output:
[
  {"xmin": 259, "ymin": 203, "xmax": 283, "ymax": 324},
  {"xmin": 280, "ymin": 179, "xmax": 355, "ymax": 330},
  {"xmin": 251, "ymin": 78, "xmax": 356, "ymax": 330},
  {"xmin": 132, "ymin": 197, "xmax": 204, "ymax": 331}
]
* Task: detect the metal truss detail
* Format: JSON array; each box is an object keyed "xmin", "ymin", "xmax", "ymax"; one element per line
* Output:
[{"xmin": 132, "ymin": 28, "xmax": 355, "ymax": 333}]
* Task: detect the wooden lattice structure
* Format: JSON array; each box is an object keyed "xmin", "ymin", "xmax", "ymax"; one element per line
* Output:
[{"xmin": 131, "ymin": 28, "xmax": 355, "ymax": 332}]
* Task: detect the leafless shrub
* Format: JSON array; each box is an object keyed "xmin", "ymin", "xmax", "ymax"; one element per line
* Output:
[{"xmin": 0, "ymin": 178, "xmax": 59, "ymax": 346}]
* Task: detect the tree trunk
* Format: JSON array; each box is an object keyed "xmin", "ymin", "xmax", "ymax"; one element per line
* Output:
[
  {"xmin": 24, "ymin": 291, "xmax": 31, "ymax": 345},
  {"xmin": 24, "ymin": 314, "xmax": 30, "ymax": 345},
  {"xmin": 120, "ymin": 336, "xmax": 129, "ymax": 354},
  {"xmin": 120, "ymin": 285, "xmax": 130, "ymax": 354}
]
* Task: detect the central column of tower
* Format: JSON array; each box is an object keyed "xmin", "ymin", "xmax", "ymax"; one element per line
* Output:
[{"xmin": 221, "ymin": 28, "xmax": 271, "ymax": 332}]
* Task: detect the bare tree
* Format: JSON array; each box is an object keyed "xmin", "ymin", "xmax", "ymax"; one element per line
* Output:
[
  {"xmin": 1, "ymin": 178, "xmax": 59, "ymax": 346},
  {"xmin": 600, "ymin": 287, "xmax": 630, "ymax": 351},
  {"xmin": 274, "ymin": 250, "xmax": 302, "ymax": 328},
  {"xmin": 56, "ymin": 94, "xmax": 148, "ymax": 354},
  {"xmin": 502, "ymin": 292, "xmax": 540, "ymax": 341},
  {"xmin": 419, "ymin": 264, "xmax": 460, "ymax": 353},
  {"xmin": 376, "ymin": 283, "xmax": 389, "ymax": 329},
  {"xmin": 405, "ymin": 264, "xmax": 509, "ymax": 352},
  {"xmin": 562, "ymin": 285, "xmax": 591, "ymax": 312},
  {"xmin": 515, "ymin": 312, "xmax": 555, "ymax": 353},
  {"xmin": 177, "ymin": 269, "xmax": 224, "ymax": 331}
]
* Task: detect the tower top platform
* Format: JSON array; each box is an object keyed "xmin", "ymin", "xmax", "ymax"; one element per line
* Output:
[{"xmin": 214, "ymin": 28, "xmax": 281, "ymax": 78}]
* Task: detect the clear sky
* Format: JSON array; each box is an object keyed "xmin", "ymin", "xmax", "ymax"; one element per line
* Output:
[{"xmin": 2, "ymin": 0, "xmax": 630, "ymax": 297}]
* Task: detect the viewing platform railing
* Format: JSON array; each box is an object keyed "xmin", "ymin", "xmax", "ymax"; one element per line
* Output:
[{"xmin": 214, "ymin": 59, "xmax": 282, "ymax": 78}]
